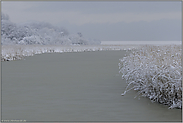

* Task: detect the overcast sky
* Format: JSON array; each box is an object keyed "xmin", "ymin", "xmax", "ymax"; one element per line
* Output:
[{"xmin": 2, "ymin": 1, "xmax": 181, "ymax": 41}]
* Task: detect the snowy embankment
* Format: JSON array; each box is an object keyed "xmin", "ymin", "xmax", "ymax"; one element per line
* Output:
[
  {"xmin": 119, "ymin": 45, "xmax": 182, "ymax": 109},
  {"xmin": 1, "ymin": 45, "xmax": 139, "ymax": 61}
]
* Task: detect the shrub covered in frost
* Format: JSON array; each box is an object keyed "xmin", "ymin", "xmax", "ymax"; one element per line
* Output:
[{"xmin": 119, "ymin": 45, "xmax": 182, "ymax": 109}]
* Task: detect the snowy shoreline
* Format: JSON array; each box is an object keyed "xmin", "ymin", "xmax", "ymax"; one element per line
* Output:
[{"xmin": 1, "ymin": 44, "xmax": 140, "ymax": 61}]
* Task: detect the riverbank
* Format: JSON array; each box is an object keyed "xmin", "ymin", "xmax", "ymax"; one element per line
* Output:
[
  {"xmin": 2, "ymin": 44, "xmax": 182, "ymax": 109},
  {"xmin": 1, "ymin": 44, "xmax": 140, "ymax": 61}
]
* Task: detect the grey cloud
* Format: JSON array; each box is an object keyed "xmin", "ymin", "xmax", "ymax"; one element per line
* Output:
[
  {"xmin": 22, "ymin": 1, "xmax": 181, "ymax": 14},
  {"xmin": 67, "ymin": 19, "xmax": 181, "ymax": 41}
]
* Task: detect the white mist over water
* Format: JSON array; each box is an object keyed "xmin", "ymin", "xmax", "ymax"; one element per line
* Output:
[{"xmin": 101, "ymin": 41, "xmax": 181, "ymax": 45}]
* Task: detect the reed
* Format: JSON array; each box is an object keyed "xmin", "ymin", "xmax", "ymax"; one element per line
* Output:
[
  {"xmin": 119, "ymin": 45, "xmax": 182, "ymax": 109},
  {"xmin": 1, "ymin": 44, "xmax": 139, "ymax": 61}
]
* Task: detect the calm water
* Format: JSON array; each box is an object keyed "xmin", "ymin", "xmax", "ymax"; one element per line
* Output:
[{"xmin": 2, "ymin": 51, "xmax": 182, "ymax": 122}]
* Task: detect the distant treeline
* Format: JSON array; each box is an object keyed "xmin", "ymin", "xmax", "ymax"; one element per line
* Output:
[{"xmin": 1, "ymin": 13, "xmax": 101, "ymax": 45}]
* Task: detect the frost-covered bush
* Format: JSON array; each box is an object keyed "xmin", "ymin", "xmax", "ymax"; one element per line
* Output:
[
  {"xmin": 119, "ymin": 45, "xmax": 182, "ymax": 109},
  {"xmin": 19, "ymin": 35, "xmax": 42, "ymax": 45}
]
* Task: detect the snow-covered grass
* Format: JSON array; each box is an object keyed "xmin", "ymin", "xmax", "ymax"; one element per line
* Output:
[
  {"xmin": 119, "ymin": 45, "xmax": 182, "ymax": 109},
  {"xmin": 1, "ymin": 44, "xmax": 140, "ymax": 61}
]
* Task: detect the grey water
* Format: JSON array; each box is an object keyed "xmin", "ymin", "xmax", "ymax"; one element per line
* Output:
[{"xmin": 2, "ymin": 51, "xmax": 182, "ymax": 122}]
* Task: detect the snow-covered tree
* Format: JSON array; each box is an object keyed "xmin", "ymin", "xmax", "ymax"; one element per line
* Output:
[
  {"xmin": 1, "ymin": 13, "xmax": 100, "ymax": 45},
  {"xmin": 1, "ymin": 13, "xmax": 9, "ymax": 21}
]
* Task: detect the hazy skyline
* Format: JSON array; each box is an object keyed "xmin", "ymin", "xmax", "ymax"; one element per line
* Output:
[{"xmin": 2, "ymin": 1, "xmax": 181, "ymax": 41}]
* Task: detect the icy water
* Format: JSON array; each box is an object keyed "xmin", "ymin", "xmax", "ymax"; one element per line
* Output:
[{"xmin": 2, "ymin": 51, "xmax": 182, "ymax": 122}]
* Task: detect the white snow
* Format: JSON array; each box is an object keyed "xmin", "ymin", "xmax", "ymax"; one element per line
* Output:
[
  {"xmin": 1, "ymin": 44, "xmax": 140, "ymax": 61},
  {"xmin": 101, "ymin": 41, "xmax": 181, "ymax": 45},
  {"xmin": 119, "ymin": 45, "xmax": 182, "ymax": 109}
]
